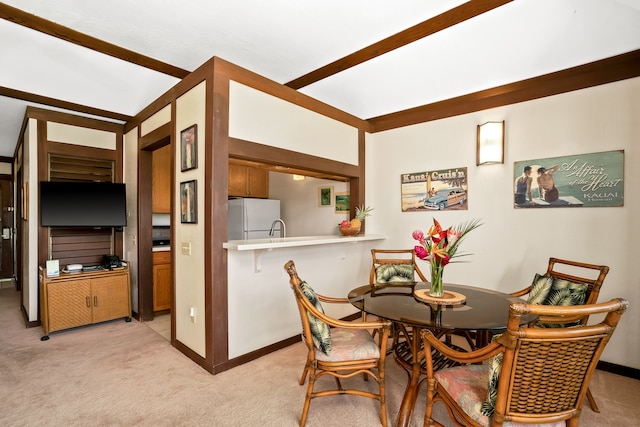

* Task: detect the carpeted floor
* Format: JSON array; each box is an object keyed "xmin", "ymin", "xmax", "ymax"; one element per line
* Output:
[{"xmin": 1, "ymin": 287, "xmax": 638, "ymax": 426}]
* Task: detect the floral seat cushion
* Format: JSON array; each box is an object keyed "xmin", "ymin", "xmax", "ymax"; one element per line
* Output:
[
  {"xmin": 374, "ymin": 263, "xmax": 415, "ymax": 283},
  {"xmin": 435, "ymin": 365, "xmax": 565, "ymax": 427},
  {"xmin": 314, "ymin": 328, "xmax": 380, "ymax": 362}
]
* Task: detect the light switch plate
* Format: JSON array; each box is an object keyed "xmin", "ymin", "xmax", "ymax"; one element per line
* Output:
[{"xmin": 181, "ymin": 242, "xmax": 191, "ymax": 255}]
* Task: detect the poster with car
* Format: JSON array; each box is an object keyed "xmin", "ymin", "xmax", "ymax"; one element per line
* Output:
[
  {"xmin": 513, "ymin": 150, "xmax": 624, "ymax": 208},
  {"xmin": 401, "ymin": 167, "xmax": 468, "ymax": 212}
]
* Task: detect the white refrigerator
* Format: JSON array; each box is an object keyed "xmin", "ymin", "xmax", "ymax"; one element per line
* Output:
[{"xmin": 228, "ymin": 198, "xmax": 281, "ymax": 240}]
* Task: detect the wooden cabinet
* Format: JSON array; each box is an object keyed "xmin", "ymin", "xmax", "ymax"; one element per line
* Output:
[
  {"xmin": 153, "ymin": 251, "xmax": 172, "ymax": 312},
  {"xmin": 228, "ymin": 162, "xmax": 269, "ymax": 198},
  {"xmin": 152, "ymin": 145, "xmax": 171, "ymax": 213},
  {"xmin": 39, "ymin": 265, "xmax": 131, "ymax": 340}
]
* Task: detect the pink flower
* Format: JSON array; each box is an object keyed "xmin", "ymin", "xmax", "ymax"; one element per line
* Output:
[
  {"xmin": 412, "ymin": 230, "xmax": 425, "ymax": 244},
  {"xmin": 447, "ymin": 228, "xmax": 462, "ymax": 246},
  {"xmin": 414, "ymin": 245, "xmax": 428, "ymax": 260}
]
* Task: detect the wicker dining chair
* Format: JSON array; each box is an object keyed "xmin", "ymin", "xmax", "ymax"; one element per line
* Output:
[
  {"xmin": 284, "ymin": 260, "xmax": 392, "ymax": 427},
  {"xmin": 369, "ymin": 249, "xmax": 428, "ymax": 286},
  {"xmin": 511, "ymin": 257, "xmax": 610, "ymax": 412},
  {"xmin": 420, "ymin": 298, "xmax": 628, "ymax": 427}
]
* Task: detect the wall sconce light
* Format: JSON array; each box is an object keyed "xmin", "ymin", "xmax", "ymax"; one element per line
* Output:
[
  {"xmin": 292, "ymin": 174, "xmax": 305, "ymax": 181},
  {"xmin": 476, "ymin": 120, "xmax": 505, "ymax": 165}
]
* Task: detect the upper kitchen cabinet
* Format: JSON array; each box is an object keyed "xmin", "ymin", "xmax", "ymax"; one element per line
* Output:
[
  {"xmin": 228, "ymin": 160, "xmax": 269, "ymax": 198},
  {"xmin": 152, "ymin": 145, "xmax": 171, "ymax": 213}
]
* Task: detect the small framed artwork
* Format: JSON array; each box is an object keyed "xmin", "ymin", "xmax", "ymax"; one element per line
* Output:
[
  {"xmin": 318, "ymin": 186, "xmax": 334, "ymax": 207},
  {"xmin": 180, "ymin": 124, "xmax": 197, "ymax": 171},
  {"xmin": 335, "ymin": 192, "xmax": 350, "ymax": 213},
  {"xmin": 180, "ymin": 180, "xmax": 197, "ymax": 223}
]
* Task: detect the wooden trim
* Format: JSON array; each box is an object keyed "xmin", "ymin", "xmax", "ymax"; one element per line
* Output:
[
  {"xmin": 0, "ymin": 87, "xmax": 131, "ymax": 123},
  {"xmin": 369, "ymin": 49, "xmax": 640, "ymax": 132},
  {"xmin": 25, "ymin": 106, "xmax": 125, "ymax": 133},
  {"xmin": 597, "ymin": 361, "xmax": 640, "ymax": 380},
  {"xmin": 139, "ymin": 123, "xmax": 172, "ymax": 150},
  {"xmin": 208, "ymin": 67, "xmax": 229, "ymax": 373},
  {"xmin": 0, "ymin": 3, "xmax": 189, "ymax": 79},
  {"xmin": 228, "ymin": 137, "xmax": 360, "ymax": 178},
  {"xmin": 286, "ymin": 0, "xmax": 513, "ymax": 89}
]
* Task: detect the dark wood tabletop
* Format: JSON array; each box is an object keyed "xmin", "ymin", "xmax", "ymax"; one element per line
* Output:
[{"xmin": 348, "ymin": 282, "xmax": 536, "ymax": 331}]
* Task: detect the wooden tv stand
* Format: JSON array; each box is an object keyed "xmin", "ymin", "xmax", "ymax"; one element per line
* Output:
[{"xmin": 39, "ymin": 264, "xmax": 132, "ymax": 340}]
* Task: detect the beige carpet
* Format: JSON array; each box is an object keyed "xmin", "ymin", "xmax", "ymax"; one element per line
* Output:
[{"xmin": 1, "ymin": 287, "xmax": 638, "ymax": 426}]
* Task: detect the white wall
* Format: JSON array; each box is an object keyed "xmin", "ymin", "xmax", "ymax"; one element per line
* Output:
[
  {"xmin": 268, "ymin": 173, "xmax": 350, "ymax": 236},
  {"xmin": 366, "ymin": 77, "xmax": 640, "ymax": 369},
  {"xmin": 174, "ymin": 81, "xmax": 207, "ymax": 356}
]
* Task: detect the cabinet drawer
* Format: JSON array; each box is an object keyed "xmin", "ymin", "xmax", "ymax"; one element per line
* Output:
[{"xmin": 153, "ymin": 251, "xmax": 171, "ymax": 265}]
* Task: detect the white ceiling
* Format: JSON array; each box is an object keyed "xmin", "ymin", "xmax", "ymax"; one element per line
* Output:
[{"xmin": 1, "ymin": 0, "xmax": 639, "ymax": 158}]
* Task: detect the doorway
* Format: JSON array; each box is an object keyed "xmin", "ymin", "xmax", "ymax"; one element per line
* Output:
[
  {"xmin": 137, "ymin": 130, "xmax": 173, "ymax": 343},
  {"xmin": 0, "ymin": 178, "xmax": 14, "ymax": 281}
]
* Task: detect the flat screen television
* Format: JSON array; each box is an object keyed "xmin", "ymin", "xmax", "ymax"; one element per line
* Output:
[{"xmin": 40, "ymin": 181, "xmax": 127, "ymax": 228}]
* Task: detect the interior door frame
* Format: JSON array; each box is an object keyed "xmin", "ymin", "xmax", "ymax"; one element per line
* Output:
[{"xmin": 138, "ymin": 123, "xmax": 172, "ymax": 324}]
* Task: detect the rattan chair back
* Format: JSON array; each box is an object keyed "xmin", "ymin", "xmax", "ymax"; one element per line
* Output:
[
  {"xmin": 369, "ymin": 249, "xmax": 428, "ymax": 286},
  {"xmin": 421, "ymin": 298, "xmax": 628, "ymax": 427}
]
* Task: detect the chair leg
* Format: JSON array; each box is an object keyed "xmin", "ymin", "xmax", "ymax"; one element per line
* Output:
[
  {"xmin": 300, "ymin": 373, "xmax": 315, "ymax": 427},
  {"xmin": 299, "ymin": 360, "xmax": 311, "ymax": 385},
  {"xmin": 379, "ymin": 367, "xmax": 388, "ymax": 427},
  {"xmin": 586, "ymin": 387, "xmax": 600, "ymax": 413}
]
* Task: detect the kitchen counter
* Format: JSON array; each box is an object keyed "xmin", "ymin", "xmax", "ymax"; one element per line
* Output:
[
  {"xmin": 152, "ymin": 246, "xmax": 171, "ymax": 252},
  {"xmin": 224, "ymin": 234, "xmax": 386, "ymax": 272},
  {"xmin": 223, "ymin": 234, "xmax": 385, "ymax": 251}
]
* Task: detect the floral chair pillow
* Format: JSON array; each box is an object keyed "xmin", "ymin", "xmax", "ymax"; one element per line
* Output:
[
  {"xmin": 480, "ymin": 335, "xmax": 503, "ymax": 417},
  {"xmin": 299, "ymin": 281, "xmax": 332, "ymax": 354},
  {"xmin": 374, "ymin": 263, "xmax": 415, "ymax": 284},
  {"xmin": 527, "ymin": 273, "xmax": 589, "ymax": 327}
]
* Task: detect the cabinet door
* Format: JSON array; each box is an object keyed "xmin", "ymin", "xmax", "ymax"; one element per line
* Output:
[
  {"xmin": 248, "ymin": 167, "xmax": 269, "ymax": 198},
  {"xmin": 91, "ymin": 274, "xmax": 130, "ymax": 323},
  {"xmin": 228, "ymin": 163, "xmax": 248, "ymax": 197},
  {"xmin": 47, "ymin": 280, "xmax": 92, "ymax": 332},
  {"xmin": 153, "ymin": 263, "xmax": 172, "ymax": 311},
  {"xmin": 152, "ymin": 145, "xmax": 171, "ymax": 213}
]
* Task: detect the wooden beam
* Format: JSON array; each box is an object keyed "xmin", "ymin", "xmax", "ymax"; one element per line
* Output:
[
  {"xmin": 1, "ymin": 86, "xmax": 132, "ymax": 122},
  {"xmin": 285, "ymin": 0, "xmax": 513, "ymax": 89},
  {"xmin": 0, "ymin": 3, "xmax": 189, "ymax": 79},
  {"xmin": 368, "ymin": 49, "xmax": 640, "ymax": 133}
]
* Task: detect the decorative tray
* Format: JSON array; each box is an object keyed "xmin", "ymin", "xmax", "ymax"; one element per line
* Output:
[{"xmin": 413, "ymin": 289, "xmax": 467, "ymax": 306}]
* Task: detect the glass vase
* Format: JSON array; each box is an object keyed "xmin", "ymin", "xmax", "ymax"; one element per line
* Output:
[{"xmin": 430, "ymin": 263, "xmax": 444, "ymax": 297}]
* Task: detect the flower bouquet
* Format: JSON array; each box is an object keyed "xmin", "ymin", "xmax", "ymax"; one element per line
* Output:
[{"xmin": 412, "ymin": 218, "xmax": 482, "ymax": 297}]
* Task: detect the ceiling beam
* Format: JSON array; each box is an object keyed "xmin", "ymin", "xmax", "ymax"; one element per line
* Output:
[
  {"xmin": 0, "ymin": 86, "xmax": 133, "ymax": 122},
  {"xmin": 285, "ymin": 0, "xmax": 513, "ymax": 90},
  {"xmin": 367, "ymin": 49, "xmax": 640, "ymax": 133},
  {"xmin": 0, "ymin": 3, "xmax": 190, "ymax": 79}
]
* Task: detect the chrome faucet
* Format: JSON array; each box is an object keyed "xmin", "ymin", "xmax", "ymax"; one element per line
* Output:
[{"xmin": 269, "ymin": 219, "xmax": 286, "ymax": 238}]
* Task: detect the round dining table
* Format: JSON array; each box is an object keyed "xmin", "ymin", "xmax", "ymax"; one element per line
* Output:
[{"xmin": 348, "ymin": 281, "xmax": 536, "ymax": 427}]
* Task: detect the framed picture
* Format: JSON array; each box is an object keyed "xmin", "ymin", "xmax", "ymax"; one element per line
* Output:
[
  {"xmin": 335, "ymin": 192, "xmax": 350, "ymax": 213},
  {"xmin": 180, "ymin": 124, "xmax": 197, "ymax": 171},
  {"xmin": 180, "ymin": 180, "xmax": 197, "ymax": 223},
  {"xmin": 318, "ymin": 186, "xmax": 333, "ymax": 207},
  {"xmin": 513, "ymin": 150, "xmax": 624, "ymax": 208},
  {"xmin": 400, "ymin": 167, "xmax": 468, "ymax": 212}
]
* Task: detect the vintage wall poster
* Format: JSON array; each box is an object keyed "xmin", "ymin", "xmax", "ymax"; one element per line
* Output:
[
  {"xmin": 401, "ymin": 167, "xmax": 468, "ymax": 212},
  {"xmin": 513, "ymin": 150, "xmax": 624, "ymax": 208}
]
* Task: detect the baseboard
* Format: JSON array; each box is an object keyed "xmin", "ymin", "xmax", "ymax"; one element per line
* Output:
[{"xmin": 597, "ymin": 361, "xmax": 640, "ymax": 380}]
